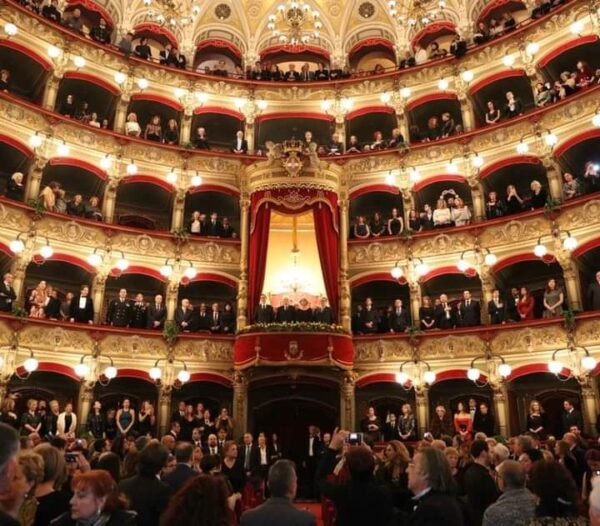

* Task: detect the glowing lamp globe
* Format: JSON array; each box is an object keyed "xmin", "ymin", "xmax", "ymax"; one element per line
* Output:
[
  {"xmin": 533, "ymin": 243, "xmax": 547, "ymax": 258},
  {"xmin": 395, "ymin": 371, "xmax": 409, "ymax": 385},
  {"xmin": 116, "ymin": 258, "xmax": 129, "ymax": 271},
  {"xmin": 460, "ymin": 70, "xmax": 474, "ymax": 83},
  {"xmin": 399, "ymin": 87, "xmax": 411, "ymax": 99},
  {"xmin": 548, "ymin": 360, "xmax": 563, "ymax": 374},
  {"xmin": 24, "ymin": 357, "xmax": 38, "ymax": 373},
  {"xmin": 0, "ymin": 355, "xmax": 3, "ymax": 368},
  {"xmin": 570, "ymin": 20, "xmax": 584, "ymax": 35},
  {"xmin": 516, "ymin": 142, "xmax": 529, "ymax": 155},
  {"xmin": 341, "ymin": 98, "xmax": 353, "ymax": 111},
  {"xmin": 423, "ymin": 370, "xmax": 436, "ymax": 384},
  {"xmin": 126, "ymin": 162, "xmax": 138, "ymax": 175},
  {"xmin": 472, "ymin": 154, "xmax": 484, "ymax": 168},
  {"xmin": 415, "ymin": 262, "xmax": 429, "ymax": 277},
  {"xmin": 380, "ymin": 92, "xmax": 391, "ymax": 104},
  {"xmin": 166, "ymin": 170, "xmax": 178, "ymax": 184},
  {"xmin": 438, "ymin": 79, "xmax": 449, "ymax": 90},
  {"xmin": 174, "ymin": 87, "xmax": 186, "ymax": 99},
  {"xmin": 447, "ymin": 160, "xmax": 458, "ymax": 174},
  {"xmin": 502, "ymin": 54, "xmax": 515, "ymax": 67},
  {"xmin": 87, "ymin": 253, "xmax": 103, "ymax": 267},
  {"xmin": 385, "ymin": 173, "xmax": 397, "ymax": 186},
  {"xmin": 74, "ymin": 363, "xmax": 90, "ymax": 377},
  {"xmin": 457, "ymin": 258, "xmax": 470, "ymax": 272},
  {"xmin": 149, "ymin": 367, "xmax": 162, "ymax": 380},
  {"xmin": 114, "ymin": 72, "xmax": 127, "ymax": 85},
  {"xmin": 159, "ymin": 264, "xmax": 173, "ymax": 278},
  {"xmin": 257, "ymin": 100, "xmax": 268, "ymax": 111},
  {"xmin": 177, "ymin": 370, "xmax": 191, "ymax": 383},
  {"xmin": 593, "ymin": 113, "xmax": 600, "ymax": 127},
  {"xmin": 391, "ymin": 266, "xmax": 403, "ymax": 280},
  {"xmin": 48, "ymin": 45, "xmax": 61, "ymax": 59},
  {"xmin": 525, "ymin": 42, "xmax": 539, "ymax": 55},
  {"xmin": 104, "ymin": 366, "xmax": 118, "ymax": 379},
  {"xmin": 191, "ymin": 174, "xmax": 202, "ymax": 187},
  {"xmin": 4, "ymin": 23, "xmax": 18, "ymax": 37},
  {"xmin": 137, "ymin": 78, "xmax": 149, "ymax": 90},
  {"xmin": 582, "ymin": 355, "xmax": 597, "ymax": 371},
  {"xmin": 29, "ymin": 134, "xmax": 43, "ymax": 148},
  {"xmin": 184, "ymin": 265, "xmax": 198, "ymax": 280},
  {"xmin": 320, "ymin": 100, "xmax": 332, "ymax": 112},
  {"xmin": 39, "ymin": 244, "xmax": 54, "ymax": 259},
  {"xmin": 57, "ymin": 143, "xmax": 70, "ymax": 157},
  {"xmin": 544, "ymin": 133, "xmax": 558, "ymax": 147},
  {"xmin": 484, "ymin": 252, "xmax": 497, "ymax": 267},
  {"xmin": 467, "ymin": 368, "xmax": 480, "ymax": 381},
  {"xmin": 73, "ymin": 56, "xmax": 86, "ymax": 69},
  {"xmin": 195, "ymin": 92, "xmax": 209, "ymax": 104},
  {"xmin": 9, "ymin": 239, "xmax": 24, "ymax": 254},
  {"xmin": 498, "ymin": 363, "xmax": 512, "ymax": 378},
  {"xmin": 409, "ymin": 168, "xmax": 420, "ymax": 183},
  {"xmin": 563, "ymin": 235, "xmax": 578, "ymax": 251},
  {"xmin": 100, "ymin": 156, "xmax": 112, "ymax": 170}
]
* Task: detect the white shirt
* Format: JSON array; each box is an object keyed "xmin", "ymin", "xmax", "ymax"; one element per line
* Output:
[
  {"xmin": 190, "ymin": 220, "xmax": 201, "ymax": 233},
  {"xmin": 415, "ymin": 48, "xmax": 428, "ymax": 64},
  {"xmin": 79, "ymin": 297, "xmax": 87, "ymax": 309},
  {"xmin": 309, "ymin": 436, "xmax": 314, "ymax": 457},
  {"xmin": 260, "ymin": 447, "xmax": 268, "ymax": 465},
  {"xmin": 236, "ymin": 138, "xmax": 243, "ymax": 149},
  {"xmin": 125, "ymin": 121, "xmax": 141, "ymax": 136}
]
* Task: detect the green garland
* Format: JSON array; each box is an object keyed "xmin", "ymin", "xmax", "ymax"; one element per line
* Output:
[{"xmin": 238, "ymin": 322, "xmax": 347, "ymax": 334}]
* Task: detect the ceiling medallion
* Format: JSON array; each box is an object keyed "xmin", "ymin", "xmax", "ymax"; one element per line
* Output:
[
  {"xmin": 358, "ymin": 2, "xmax": 375, "ymax": 18},
  {"xmin": 215, "ymin": 3, "xmax": 232, "ymax": 20}
]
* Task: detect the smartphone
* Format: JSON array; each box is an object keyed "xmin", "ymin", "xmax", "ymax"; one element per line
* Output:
[
  {"xmin": 347, "ymin": 432, "xmax": 363, "ymax": 445},
  {"xmin": 65, "ymin": 452, "xmax": 78, "ymax": 463}
]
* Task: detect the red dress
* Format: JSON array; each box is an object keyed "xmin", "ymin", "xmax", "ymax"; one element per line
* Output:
[
  {"xmin": 517, "ymin": 295, "xmax": 535, "ymax": 320},
  {"xmin": 454, "ymin": 413, "xmax": 473, "ymax": 440}
]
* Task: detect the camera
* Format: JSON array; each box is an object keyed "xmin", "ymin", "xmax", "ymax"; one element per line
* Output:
[
  {"xmin": 347, "ymin": 432, "xmax": 363, "ymax": 445},
  {"xmin": 65, "ymin": 452, "xmax": 78, "ymax": 463}
]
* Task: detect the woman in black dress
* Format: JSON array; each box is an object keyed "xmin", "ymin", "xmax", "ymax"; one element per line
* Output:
[
  {"xmin": 407, "ymin": 209, "xmax": 422, "ymax": 232},
  {"xmin": 179, "ymin": 404, "xmax": 197, "ymax": 442},
  {"xmin": 485, "ymin": 191, "xmax": 506, "ymax": 219},
  {"xmin": 221, "ymin": 441, "xmax": 244, "ymax": 494},
  {"xmin": 505, "ymin": 184, "xmax": 524, "ymax": 214},
  {"xmin": 137, "ymin": 400, "xmax": 155, "ymax": 437},
  {"xmin": 530, "ymin": 180, "xmax": 548, "ymax": 209},
  {"xmin": 419, "ymin": 296, "xmax": 436, "ymax": 330},
  {"xmin": 220, "ymin": 302, "xmax": 236, "ymax": 334},
  {"xmin": 527, "ymin": 400, "xmax": 546, "ymax": 439},
  {"xmin": 387, "ymin": 208, "xmax": 404, "ymax": 236},
  {"xmin": 485, "ymin": 101, "xmax": 501, "ymax": 125},
  {"xmin": 295, "ymin": 298, "xmax": 313, "ymax": 322},
  {"xmin": 370, "ymin": 212, "xmax": 386, "ymax": 238}
]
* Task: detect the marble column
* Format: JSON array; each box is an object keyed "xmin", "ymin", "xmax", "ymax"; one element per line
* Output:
[
  {"xmin": 492, "ymin": 384, "xmax": 510, "ymax": 437},
  {"xmin": 42, "ymin": 75, "xmax": 60, "ymax": 111},
  {"xmin": 25, "ymin": 157, "xmax": 48, "ymax": 204},
  {"xmin": 233, "ymin": 370, "xmax": 248, "ymax": 439},
  {"xmin": 171, "ymin": 189, "xmax": 186, "ymax": 231},
  {"xmin": 415, "ymin": 388, "xmax": 430, "ymax": 437},
  {"xmin": 340, "ymin": 371, "xmax": 356, "ymax": 431},
  {"xmin": 157, "ymin": 386, "xmax": 172, "ymax": 437},
  {"xmin": 77, "ymin": 382, "xmax": 94, "ymax": 435},
  {"xmin": 581, "ymin": 378, "xmax": 599, "ymax": 437},
  {"xmin": 91, "ymin": 274, "xmax": 106, "ymax": 325},
  {"xmin": 236, "ymin": 195, "xmax": 250, "ymax": 329},
  {"xmin": 339, "ymin": 196, "xmax": 351, "ymax": 331}
]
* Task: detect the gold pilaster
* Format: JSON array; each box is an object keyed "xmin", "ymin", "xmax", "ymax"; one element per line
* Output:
[
  {"xmin": 339, "ymin": 194, "xmax": 351, "ymax": 331},
  {"xmin": 171, "ymin": 189, "xmax": 186, "ymax": 231},
  {"xmin": 237, "ymin": 194, "xmax": 250, "ymax": 329},
  {"xmin": 580, "ymin": 378, "xmax": 598, "ymax": 437},
  {"xmin": 340, "ymin": 370, "xmax": 356, "ymax": 431},
  {"xmin": 493, "ymin": 384, "xmax": 510, "ymax": 437},
  {"xmin": 233, "ymin": 370, "xmax": 248, "ymax": 439},
  {"xmin": 158, "ymin": 386, "xmax": 172, "ymax": 437},
  {"xmin": 77, "ymin": 382, "xmax": 94, "ymax": 435},
  {"xmin": 91, "ymin": 274, "xmax": 106, "ymax": 324},
  {"xmin": 415, "ymin": 388, "xmax": 429, "ymax": 437},
  {"xmin": 25, "ymin": 156, "xmax": 48, "ymax": 204},
  {"xmin": 42, "ymin": 75, "xmax": 60, "ymax": 111}
]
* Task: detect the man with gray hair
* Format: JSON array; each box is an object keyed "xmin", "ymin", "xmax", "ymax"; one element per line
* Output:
[
  {"xmin": 0, "ymin": 423, "xmax": 21, "ymax": 526},
  {"xmin": 482, "ymin": 460, "xmax": 536, "ymax": 526},
  {"xmin": 492, "ymin": 443, "xmax": 510, "ymax": 469},
  {"xmin": 240, "ymin": 459, "xmax": 316, "ymax": 525}
]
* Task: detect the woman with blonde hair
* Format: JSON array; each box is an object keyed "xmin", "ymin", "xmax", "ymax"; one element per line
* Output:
[
  {"xmin": 28, "ymin": 281, "xmax": 48, "ymax": 318},
  {"xmin": 125, "ymin": 112, "xmax": 141, "ymax": 137},
  {"xmin": 18, "ymin": 450, "xmax": 44, "ymax": 526},
  {"xmin": 450, "ymin": 197, "xmax": 471, "ymax": 226},
  {"xmin": 527, "ymin": 400, "xmax": 546, "ymax": 439},
  {"xmin": 433, "ymin": 198, "xmax": 452, "ymax": 228},
  {"xmin": 375, "ymin": 440, "xmax": 411, "ymax": 508}
]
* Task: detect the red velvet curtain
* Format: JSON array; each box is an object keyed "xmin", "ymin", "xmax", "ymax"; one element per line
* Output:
[
  {"xmin": 313, "ymin": 203, "xmax": 339, "ymax": 318},
  {"xmin": 247, "ymin": 202, "xmax": 271, "ymax": 324}
]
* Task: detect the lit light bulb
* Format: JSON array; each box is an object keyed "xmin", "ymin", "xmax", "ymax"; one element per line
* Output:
[
  {"xmin": 399, "ymin": 87, "xmax": 411, "ymax": 99},
  {"xmin": 29, "ymin": 134, "xmax": 43, "ymax": 148},
  {"xmin": 341, "ymin": 97, "xmax": 353, "ymax": 111},
  {"xmin": 57, "ymin": 142, "xmax": 70, "ymax": 156},
  {"xmin": 457, "ymin": 258, "xmax": 470, "ymax": 272},
  {"xmin": 126, "ymin": 161, "xmax": 138, "ymax": 175},
  {"xmin": 234, "ymin": 98, "xmax": 247, "ymax": 110},
  {"xmin": 409, "ymin": 167, "xmax": 420, "ymax": 183},
  {"xmin": 116, "ymin": 257, "xmax": 129, "ymax": 271},
  {"xmin": 87, "ymin": 252, "xmax": 103, "ymax": 267},
  {"xmin": 4, "ymin": 23, "xmax": 18, "ymax": 37},
  {"xmin": 423, "ymin": 370, "xmax": 436, "ymax": 384},
  {"xmin": 184, "ymin": 265, "xmax": 198, "ymax": 280},
  {"xmin": 385, "ymin": 172, "xmax": 397, "ymax": 186},
  {"xmin": 177, "ymin": 369, "xmax": 191, "ymax": 383},
  {"xmin": 39, "ymin": 244, "xmax": 54, "ymax": 259},
  {"xmin": 159, "ymin": 264, "xmax": 173, "ymax": 277},
  {"xmin": 74, "ymin": 363, "xmax": 90, "ymax": 377},
  {"xmin": 582, "ymin": 355, "xmax": 597, "ymax": 371},
  {"xmin": 467, "ymin": 368, "xmax": 481, "ymax": 381},
  {"xmin": 498, "ymin": 363, "xmax": 512, "ymax": 378},
  {"xmin": 73, "ymin": 55, "xmax": 86, "ymax": 69},
  {"xmin": 195, "ymin": 91, "xmax": 208, "ymax": 104},
  {"xmin": 174, "ymin": 88, "xmax": 186, "ymax": 100},
  {"xmin": 484, "ymin": 252, "xmax": 497, "ymax": 267},
  {"xmin": 100, "ymin": 156, "xmax": 112, "ymax": 170},
  {"xmin": 137, "ymin": 78, "xmax": 149, "ymax": 90},
  {"xmin": 502, "ymin": 54, "xmax": 515, "ymax": 67},
  {"xmin": 525, "ymin": 42, "xmax": 539, "ymax": 56},
  {"xmin": 191, "ymin": 174, "xmax": 202, "ymax": 187},
  {"xmin": 548, "ymin": 360, "xmax": 563, "ymax": 374},
  {"xmin": 24, "ymin": 357, "xmax": 38, "ymax": 372},
  {"xmin": 48, "ymin": 45, "xmax": 62, "ymax": 59},
  {"xmin": 533, "ymin": 243, "xmax": 547, "ymax": 258},
  {"xmin": 415, "ymin": 262, "xmax": 429, "ymax": 277},
  {"xmin": 460, "ymin": 70, "xmax": 474, "ymax": 83},
  {"xmin": 114, "ymin": 72, "xmax": 127, "ymax": 85},
  {"xmin": 149, "ymin": 367, "xmax": 162, "ymax": 380},
  {"xmin": 0, "ymin": 355, "xmax": 3, "ymax": 368},
  {"xmin": 570, "ymin": 20, "xmax": 584, "ymax": 35},
  {"xmin": 471, "ymin": 154, "xmax": 484, "ymax": 168},
  {"xmin": 593, "ymin": 112, "xmax": 600, "ymax": 127},
  {"xmin": 257, "ymin": 99, "xmax": 268, "ymax": 111},
  {"xmin": 544, "ymin": 133, "xmax": 558, "ymax": 147},
  {"xmin": 563, "ymin": 235, "xmax": 578, "ymax": 251},
  {"xmin": 9, "ymin": 239, "xmax": 24, "ymax": 253},
  {"xmin": 391, "ymin": 266, "xmax": 403, "ymax": 279},
  {"xmin": 104, "ymin": 366, "xmax": 118, "ymax": 379},
  {"xmin": 320, "ymin": 100, "xmax": 332, "ymax": 112},
  {"xmin": 166, "ymin": 169, "xmax": 178, "ymax": 184},
  {"xmin": 438, "ymin": 78, "xmax": 449, "ymax": 90},
  {"xmin": 380, "ymin": 92, "xmax": 391, "ymax": 104},
  {"xmin": 395, "ymin": 371, "xmax": 409, "ymax": 384},
  {"xmin": 447, "ymin": 160, "xmax": 458, "ymax": 174},
  {"xmin": 516, "ymin": 141, "xmax": 529, "ymax": 155}
]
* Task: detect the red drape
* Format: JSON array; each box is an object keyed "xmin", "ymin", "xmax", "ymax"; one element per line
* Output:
[
  {"xmin": 247, "ymin": 201, "xmax": 271, "ymax": 324},
  {"xmin": 313, "ymin": 204, "xmax": 339, "ymax": 316}
]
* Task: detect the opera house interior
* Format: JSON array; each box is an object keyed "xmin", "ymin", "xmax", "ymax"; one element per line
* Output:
[{"xmin": 1, "ymin": 0, "xmax": 600, "ymax": 524}]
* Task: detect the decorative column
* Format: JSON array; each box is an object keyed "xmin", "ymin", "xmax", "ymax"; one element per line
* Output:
[
  {"xmin": 459, "ymin": 98, "xmax": 475, "ymax": 132},
  {"xmin": 401, "ymin": 188, "xmax": 414, "ymax": 231},
  {"xmin": 415, "ymin": 388, "xmax": 430, "ymax": 437},
  {"xmin": 114, "ymin": 97, "xmax": 130, "ymax": 134},
  {"xmin": 171, "ymin": 189, "xmax": 186, "ymax": 231},
  {"xmin": 339, "ymin": 192, "xmax": 351, "ymax": 331},
  {"xmin": 335, "ymin": 121, "xmax": 346, "ymax": 150},
  {"xmin": 157, "ymin": 386, "xmax": 172, "ymax": 437},
  {"xmin": 25, "ymin": 156, "xmax": 48, "ymax": 204},
  {"xmin": 409, "ymin": 280, "xmax": 422, "ymax": 327},
  {"xmin": 479, "ymin": 269, "xmax": 496, "ymax": 325},
  {"xmin": 0, "ymin": 381, "xmax": 8, "ymax": 406},
  {"xmin": 542, "ymin": 155, "xmax": 564, "ymax": 201},
  {"xmin": 236, "ymin": 192, "xmax": 250, "ymax": 329},
  {"xmin": 77, "ymin": 382, "xmax": 94, "ymax": 435},
  {"xmin": 244, "ymin": 121, "xmax": 255, "ymax": 154},
  {"xmin": 392, "ymin": 101, "xmax": 409, "ymax": 145},
  {"xmin": 233, "ymin": 370, "xmax": 248, "ymax": 438},
  {"xmin": 581, "ymin": 378, "xmax": 599, "ymax": 437},
  {"xmin": 470, "ymin": 182, "xmax": 485, "ymax": 222},
  {"xmin": 101, "ymin": 177, "xmax": 119, "ymax": 224},
  {"xmin": 91, "ymin": 273, "xmax": 107, "ymax": 324},
  {"xmin": 555, "ymin": 252, "xmax": 583, "ymax": 312},
  {"xmin": 492, "ymin": 384, "xmax": 510, "ymax": 437},
  {"xmin": 180, "ymin": 114, "xmax": 192, "ymax": 146},
  {"xmin": 165, "ymin": 279, "xmax": 179, "ymax": 321},
  {"xmin": 340, "ymin": 370, "xmax": 356, "ymax": 431},
  {"xmin": 10, "ymin": 253, "xmax": 32, "ymax": 305},
  {"xmin": 42, "ymin": 75, "xmax": 61, "ymax": 111}
]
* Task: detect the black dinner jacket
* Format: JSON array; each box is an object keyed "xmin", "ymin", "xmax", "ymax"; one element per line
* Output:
[
  {"xmin": 388, "ymin": 308, "xmax": 410, "ymax": 332},
  {"xmin": 239, "ymin": 443, "xmax": 260, "ymax": 475},
  {"xmin": 174, "ymin": 307, "xmax": 194, "ymax": 329},
  {"xmin": 69, "ymin": 295, "xmax": 94, "ymax": 323},
  {"xmin": 197, "ymin": 309, "xmax": 211, "ymax": 331},
  {"xmin": 276, "ymin": 305, "xmax": 295, "ymax": 323},
  {"xmin": 588, "ymin": 281, "xmax": 600, "ymax": 310},
  {"xmin": 434, "ymin": 303, "xmax": 457, "ymax": 329},
  {"xmin": 205, "ymin": 220, "xmax": 223, "ymax": 237},
  {"xmin": 488, "ymin": 300, "xmax": 507, "ymax": 324},
  {"xmin": 232, "ymin": 139, "xmax": 248, "ymax": 153},
  {"xmin": 0, "ymin": 281, "xmax": 16, "ymax": 312},
  {"xmin": 408, "ymin": 489, "xmax": 465, "ymax": 526},
  {"xmin": 255, "ymin": 303, "xmax": 275, "ymax": 323},
  {"xmin": 147, "ymin": 303, "xmax": 166, "ymax": 329},
  {"xmin": 458, "ymin": 300, "xmax": 481, "ymax": 327},
  {"xmin": 314, "ymin": 306, "xmax": 334, "ymax": 324}
]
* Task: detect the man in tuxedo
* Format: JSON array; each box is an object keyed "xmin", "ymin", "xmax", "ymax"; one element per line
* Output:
[
  {"xmin": 506, "ymin": 287, "xmax": 521, "ymax": 322},
  {"xmin": 488, "ymin": 289, "xmax": 507, "ymax": 325},
  {"xmin": 468, "ymin": 397, "xmax": 479, "ymax": 425},
  {"xmin": 197, "ymin": 302, "xmax": 211, "ymax": 331},
  {"xmin": 303, "ymin": 425, "xmax": 322, "ymax": 498},
  {"xmin": 106, "ymin": 288, "xmax": 132, "ymax": 327},
  {"xmin": 276, "ymin": 297, "xmax": 295, "ymax": 323},
  {"xmin": 255, "ymin": 293, "xmax": 275, "ymax": 323},
  {"xmin": 162, "ymin": 442, "xmax": 197, "ymax": 494},
  {"xmin": 269, "ymin": 433, "xmax": 283, "ymax": 463},
  {"xmin": 69, "ymin": 284, "xmax": 94, "ymax": 324},
  {"xmin": 314, "ymin": 296, "xmax": 334, "ymax": 324},
  {"xmin": 435, "ymin": 293, "xmax": 456, "ymax": 329},
  {"xmin": 147, "ymin": 294, "xmax": 166, "ymax": 330},
  {"xmin": 165, "ymin": 420, "xmax": 180, "ymax": 441},
  {"xmin": 0, "ymin": 273, "xmax": 16, "ymax": 312},
  {"xmin": 299, "ymin": 63, "xmax": 313, "ymax": 82},
  {"xmin": 588, "ymin": 271, "xmax": 600, "ymax": 310},
  {"xmin": 175, "ymin": 298, "xmax": 194, "ymax": 332},
  {"xmin": 209, "ymin": 302, "xmax": 222, "ymax": 333},
  {"xmin": 159, "ymin": 44, "xmax": 178, "ymax": 66},
  {"xmin": 217, "ymin": 428, "xmax": 228, "ymax": 450},
  {"xmin": 389, "ymin": 298, "xmax": 409, "ymax": 332},
  {"xmin": 240, "ymin": 432, "xmax": 260, "ymax": 481},
  {"xmin": 191, "ymin": 428, "xmax": 203, "ymax": 448},
  {"xmin": 459, "ymin": 290, "xmax": 481, "ymax": 327},
  {"xmin": 205, "ymin": 212, "xmax": 223, "ymax": 237},
  {"xmin": 232, "ymin": 130, "xmax": 248, "ymax": 154},
  {"xmin": 561, "ymin": 399, "xmax": 584, "ymax": 435},
  {"xmin": 203, "ymin": 433, "xmax": 221, "ymax": 457},
  {"xmin": 360, "ymin": 297, "xmax": 379, "ymax": 333},
  {"xmin": 463, "ymin": 440, "xmax": 500, "ymax": 526},
  {"xmin": 170, "ymin": 401, "xmax": 186, "ymax": 423},
  {"xmin": 284, "ymin": 63, "xmax": 300, "ymax": 81}
]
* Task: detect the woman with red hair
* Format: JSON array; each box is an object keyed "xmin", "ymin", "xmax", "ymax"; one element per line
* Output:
[{"xmin": 50, "ymin": 470, "xmax": 135, "ymax": 526}]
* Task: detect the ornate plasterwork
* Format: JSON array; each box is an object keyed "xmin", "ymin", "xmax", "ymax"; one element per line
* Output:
[
  {"xmin": 419, "ymin": 335, "xmax": 486, "ymax": 359},
  {"xmin": 175, "ymin": 339, "xmax": 235, "ymax": 362},
  {"xmin": 354, "ymin": 338, "xmax": 411, "ymax": 362},
  {"xmin": 182, "ymin": 241, "xmax": 241, "ymax": 265},
  {"xmin": 491, "ymin": 324, "xmax": 567, "ymax": 355},
  {"xmin": 17, "ymin": 325, "xmax": 94, "ymax": 352}
]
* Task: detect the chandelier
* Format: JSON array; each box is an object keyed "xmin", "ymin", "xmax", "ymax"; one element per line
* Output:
[
  {"xmin": 142, "ymin": 0, "xmax": 201, "ymax": 29},
  {"xmin": 73, "ymin": 346, "xmax": 118, "ymax": 387},
  {"xmin": 467, "ymin": 342, "xmax": 512, "ymax": 389},
  {"xmin": 277, "ymin": 216, "xmax": 313, "ymax": 294},
  {"xmin": 0, "ymin": 333, "xmax": 38, "ymax": 382},
  {"xmin": 387, "ymin": 0, "xmax": 446, "ymax": 27},
  {"xmin": 395, "ymin": 340, "xmax": 436, "ymax": 392},
  {"xmin": 267, "ymin": 0, "xmax": 323, "ymax": 45},
  {"xmin": 149, "ymin": 355, "xmax": 190, "ymax": 391}
]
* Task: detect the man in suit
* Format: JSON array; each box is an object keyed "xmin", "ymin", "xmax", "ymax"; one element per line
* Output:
[
  {"xmin": 175, "ymin": 298, "xmax": 194, "ymax": 332},
  {"xmin": 159, "ymin": 44, "xmax": 178, "ymax": 67},
  {"xmin": 240, "ymin": 460, "xmax": 316, "ymax": 526},
  {"xmin": 191, "ymin": 428, "xmax": 203, "ymax": 448},
  {"xmin": 0, "ymin": 273, "xmax": 16, "ymax": 312},
  {"xmin": 170, "ymin": 401, "xmax": 186, "ymax": 423},
  {"xmin": 255, "ymin": 293, "xmax": 275, "ymax": 323},
  {"xmin": 69, "ymin": 284, "xmax": 94, "ymax": 324},
  {"xmin": 435, "ymin": 294, "xmax": 456, "ymax": 329},
  {"xmin": 588, "ymin": 270, "xmax": 600, "ymax": 310},
  {"xmin": 561, "ymin": 399, "xmax": 584, "ymax": 436},
  {"xmin": 276, "ymin": 297, "xmax": 295, "ymax": 323},
  {"xmin": 119, "ymin": 443, "xmax": 172, "ymax": 526},
  {"xmin": 464, "ymin": 440, "xmax": 499, "ymax": 526},
  {"xmin": 162, "ymin": 442, "xmax": 197, "ymax": 494},
  {"xmin": 165, "ymin": 420, "xmax": 180, "ymax": 441},
  {"xmin": 232, "ymin": 130, "xmax": 248, "ymax": 154},
  {"xmin": 360, "ymin": 297, "xmax": 379, "ymax": 333},
  {"xmin": 406, "ymin": 446, "xmax": 466, "ymax": 526},
  {"xmin": 506, "ymin": 287, "xmax": 521, "ymax": 322},
  {"xmin": 106, "ymin": 288, "xmax": 132, "ymax": 327},
  {"xmin": 284, "ymin": 64, "xmax": 300, "ymax": 82},
  {"xmin": 147, "ymin": 294, "xmax": 166, "ymax": 330},
  {"xmin": 197, "ymin": 302, "xmax": 211, "ymax": 331},
  {"xmin": 488, "ymin": 289, "xmax": 507, "ymax": 325},
  {"xmin": 217, "ymin": 428, "xmax": 228, "ymax": 450},
  {"xmin": 209, "ymin": 302, "xmax": 222, "ymax": 333},
  {"xmin": 303, "ymin": 425, "xmax": 322, "ymax": 499},
  {"xmin": 299, "ymin": 63, "xmax": 313, "ymax": 82},
  {"xmin": 314, "ymin": 296, "xmax": 334, "ymax": 324},
  {"xmin": 203, "ymin": 433, "xmax": 221, "ymax": 457},
  {"xmin": 459, "ymin": 290, "xmax": 481, "ymax": 327},
  {"xmin": 389, "ymin": 298, "xmax": 410, "ymax": 333},
  {"xmin": 239, "ymin": 432, "xmax": 260, "ymax": 482},
  {"xmin": 205, "ymin": 212, "xmax": 223, "ymax": 237}
]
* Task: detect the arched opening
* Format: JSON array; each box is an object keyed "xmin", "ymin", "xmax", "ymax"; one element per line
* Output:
[
  {"xmin": 172, "ymin": 380, "xmax": 233, "ymax": 420},
  {"xmin": 255, "ymin": 114, "xmax": 334, "ymax": 151},
  {"xmin": 193, "ymin": 39, "xmax": 243, "ymax": 73},
  {"xmin": 507, "ymin": 372, "xmax": 581, "ymax": 436},
  {"xmin": 41, "ymin": 159, "xmax": 107, "ymax": 213},
  {"xmin": 132, "ymin": 23, "xmax": 179, "ymax": 63},
  {"xmin": 411, "ymin": 21, "xmax": 458, "ymax": 55},
  {"xmin": 0, "ymin": 137, "xmax": 32, "ymax": 200},
  {"xmin": 420, "ymin": 271, "xmax": 482, "ymax": 316},
  {"xmin": 345, "ymin": 107, "xmax": 397, "ymax": 147},
  {"xmin": 259, "ymin": 44, "xmax": 331, "ymax": 72},
  {"xmin": 493, "ymin": 256, "xmax": 565, "ymax": 319},
  {"xmin": 64, "ymin": 0, "xmax": 115, "ymax": 39},
  {"xmin": 115, "ymin": 178, "xmax": 174, "ymax": 231},
  {"xmin": 572, "ymin": 241, "xmax": 600, "ymax": 311},
  {"xmin": 127, "ymin": 95, "xmax": 183, "ymax": 144},
  {"xmin": 477, "ymin": 0, "xmax": 528, "ymax": 27},
  {"xmin": 413, "ymin": 177, "xmax": 473, "ymax": 216},
  {"xmin": 349, "ymin": 188, "xmax": 403, "ymax": 239},
  {"xmin": 555, "ymin": 132, "xmax": 600, "ymax": 196},
  {"xmin": 0, "ymin": 41, "xmax": 51, "ymax": 102},
  {"xmin": 8, "ymin": 370, "xmax": 80, "ymax": 415},
  {"xmin": 406, "ymin": 95, "xmax": 463, "ymax": 141},
  {"xmin": 177, "ymin": 278, "xmax": 237, "ymax": 325},
  {"xmin": 469, "ymin": 70, "xmax": 535, "ymax": 126},
  {"xmin": 55, "ymin": 73, "xmax": 119, "ymax": 127},
  {"xmin": 184, "ymin": 189, "xmax": 240, "ymax": 237},
  {"xmin": 479, "ymin": 157, "xmax": 547, "ymax": 213},
  {"xmin": 190, "ymin": 109, "xmax": 244, "ymax": 150},
  {"xmin": 538, "ymin": 36, "xmax": 600, "ymax": 85},
  {"xmin": 355, "ymin": 381, "xmax": 415, "ymax": 433},
  {"xmin": 351, "ymin": 278, "xmax": 411, "ymax": 334},
  {"xmin": 24, "ymin": 258, "xmax": 94, "ymax": 318},
  {"xmin": 348, "ymin": 38, "xmax": 396, "ymax": 72}
]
